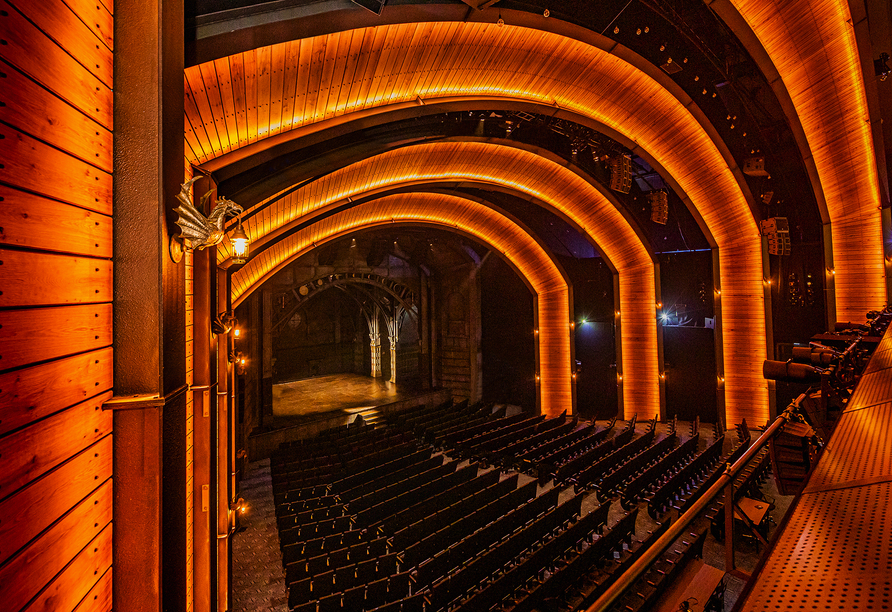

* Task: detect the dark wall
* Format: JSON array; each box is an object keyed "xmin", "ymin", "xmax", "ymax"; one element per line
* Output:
[
  {"xmin": 480, "ymin": 256, "xmax": 536, "ymax": 409},
  {"xmin": 662, "ymin": 326, "xmax": 717, "ymax": 422},
  {"xmin": 273, "ymin": 290, "xmax": 360, "ymax": 382},
  {"xmin": 658, "ymin": 251, "xmax": 718, "ymax": 422},
  {"xmin": 559, "ymin": 256, "xmax": 617, "ymax": 419}
]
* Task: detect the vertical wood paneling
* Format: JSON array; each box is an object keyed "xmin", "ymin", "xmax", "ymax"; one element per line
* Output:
[
  {"xmin": 185, "ymin": 241, "xmax": 195, "ymax": 612},
  {"xmin": 185, "ymin": 22, "xmax": 766, "ymax": 424},
  {"xmin": 233, "ymin": 191, "xmax": 573, "ymax": 415},
  {"xmin": 227, "ymin": 142, "xmax": 660, "ymax": 417},
  {"xmin": 728, "ymin": 0, "xmax": 884, "ymax": 320},
  {"xmin": 0, "ymin": 1, "xmax": 113, "ymax": 610}
]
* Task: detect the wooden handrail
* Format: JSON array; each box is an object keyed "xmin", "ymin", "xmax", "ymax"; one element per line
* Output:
[{"xmin": 584, "ymin": 394, "xmax": 806, "ymax": 612}]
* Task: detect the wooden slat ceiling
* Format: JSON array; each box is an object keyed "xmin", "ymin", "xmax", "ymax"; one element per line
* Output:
[
  {"xmin": 223, "ymin": 141, "xmax": 660, "ymax": 418},
  {"xmin": 233, "ymin": 191, "xmax": 573, "ymax": 416},
  {"xmin": 186, "ymin": 21, "xmax": 768, "ymax": 425},
  {"xmin": 727, "ymin": 0, "xmax": 885, "ymax": 321}
]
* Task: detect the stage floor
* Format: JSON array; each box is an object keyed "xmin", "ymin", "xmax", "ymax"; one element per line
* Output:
[{"xmin": 272, "ymin": 373, "xmax": 412, "ymax": 417}]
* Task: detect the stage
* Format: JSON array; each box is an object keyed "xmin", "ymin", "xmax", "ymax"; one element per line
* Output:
[
  {"xmin": 272, "ymin": 373, "xmax": 412, "ymax": 418},
  {"xmin": 248, "ymin": 373, "xmax": 450, "ymax": 459}
]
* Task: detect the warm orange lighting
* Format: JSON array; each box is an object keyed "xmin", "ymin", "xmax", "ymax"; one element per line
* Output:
[
  {"xmin": 225, "ymin": 142, "xmax": 660, "ymax": 419},
  {"xmin": 727, "ymin": 0, "xmax": 885, "ymax": 320},
  {"xmin": 233, "ymin": 328, "xmax": 240, "ymax": 338},
  {"xmin": 233, "ymin": 192, "xmax": 572, "ymax": 416},
  {"xmin": 189, "ymin": 21, "xmax": 767, "ymax": 424}
]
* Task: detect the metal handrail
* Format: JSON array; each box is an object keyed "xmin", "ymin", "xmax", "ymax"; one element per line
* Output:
[{"xmin": 585, "ymin": 394, "xmax": 806, "ymax": 612}]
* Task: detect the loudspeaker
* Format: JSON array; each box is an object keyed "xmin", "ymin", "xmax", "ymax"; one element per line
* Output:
[
  {"xmin": 609, "ymin": 154, "xmax": 633, "ymax": 194},
  {"xmin": 760, "ymin": 217, "xmax": 790, "ymax": 256},
  {"xmin": 648, "ymin": 191, "xmax": 668, "ymax": 225}
]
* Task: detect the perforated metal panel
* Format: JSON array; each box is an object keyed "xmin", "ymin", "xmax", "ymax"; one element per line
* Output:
[
  {"xmin": 740, "ymin": 327, "xmax": 892, "ymax": 611},
  {"xmin": 847, "ymin": 367, "xmax": 892, "ymax": 412},
  {"xmin": 740, "ymin": 482, "xmax": 892, "ymax": 611},
  {"xmin": 806, "ymin": 402, "xmax": 892, "ymax": 491}
]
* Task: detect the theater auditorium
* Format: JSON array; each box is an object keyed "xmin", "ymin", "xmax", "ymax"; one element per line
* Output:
[{"xmin": 1, "ymin": 0, "xmax": 890, "ymax": 611}]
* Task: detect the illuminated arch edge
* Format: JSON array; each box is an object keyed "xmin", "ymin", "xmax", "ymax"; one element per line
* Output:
[
  {"xmin": 232, "ymin": 191, "xmax": 573, "ymax": 417},
  {"xmin": 223, "ymin": 141, "xmax": 660, "ymax": 418},
  {"xmin": 715, "ymin": 0, "xmax": 885, "ymax": 319},
  {"xmin": 188, "ymin": 20, "xmax": 767, "ymax": 425}
]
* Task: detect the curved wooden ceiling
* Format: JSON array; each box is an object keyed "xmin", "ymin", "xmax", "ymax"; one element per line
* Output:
[
  {"xmin": 232, "ymin": 191, "xmax": 573, "ymax": 417},
  {"xmin": 187, "ymin": 20, "xmax": 768, "ymax": 424},
  {"xmin": 224, "ymin": 141, "xmax": 660, "ymax": 418},
  {"xmin": 724, "ymin": 0, "xmax": 885, "ymax": 320}
]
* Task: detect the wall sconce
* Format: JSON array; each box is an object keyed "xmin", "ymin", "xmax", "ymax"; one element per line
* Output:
[
  {"xmin": 827, "ymin": 267, "xmax": 835, "ymax": 276},
  {"xmin": 229, "ymin": 216, "xmax": 250, "ymax": 265},
  {"xmin": 233, "ymin": 327, "xmax": 241, "ymax": 338},
  {"xmin": 170, "ymin": 176, "xmax": 246, "ymax": 263}
]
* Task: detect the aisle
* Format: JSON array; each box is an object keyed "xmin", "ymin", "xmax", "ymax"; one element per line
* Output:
[{"xmin": 232, "ymin": 459, "xmax": 288, "ymax": 612}]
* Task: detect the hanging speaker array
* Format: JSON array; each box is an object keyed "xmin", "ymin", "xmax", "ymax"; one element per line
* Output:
[{"xmin": 761, "ymin": 217, "xmax": 791, "ymax": 256}]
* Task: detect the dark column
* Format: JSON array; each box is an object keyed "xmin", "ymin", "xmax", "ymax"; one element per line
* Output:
[{"xmin": 108, "ymin": 1, "xmax": 185, "ymax": 611}]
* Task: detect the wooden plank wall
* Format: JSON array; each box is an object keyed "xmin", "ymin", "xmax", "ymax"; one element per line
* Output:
[
  {"xmin": 184, "ymin": 164, "xmax": 195, "ymax": 612},
  {"xmin": 0, "ymin": 1, "xmax": 114, "ymax": 611}
]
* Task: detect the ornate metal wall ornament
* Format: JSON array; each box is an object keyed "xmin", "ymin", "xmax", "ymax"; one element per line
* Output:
[{"xmin": 170, "ymin": 176, "xmax": 244, "ymax": 262}]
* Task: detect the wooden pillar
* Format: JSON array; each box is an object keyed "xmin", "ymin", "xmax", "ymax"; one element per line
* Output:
[
  {"xmin": 108, "ymin": 1, "xmax": 185, "ymax": 611},
  {"xmin": 192, "ymin": 234, "xmax": 217, "ymax": 612},
  {"xmin": 216, "ymin": 267, "xmax": 232, "ymax": 611}
]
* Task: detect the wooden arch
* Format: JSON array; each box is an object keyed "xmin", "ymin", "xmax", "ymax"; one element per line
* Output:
[
  {"xmin": 189, "ymin": 20, "xmax": 767, "ymax": 424},
  {"xmin": 223, "ymin": 141, "xmax": 661, "ymax": 418},
  {"xmin": 232, "ymin": 191, "xmax": 573, "ymax": 417},
  {"xmin": 710, "ymin": 0, "xmax": 886, "ymax": 321}
]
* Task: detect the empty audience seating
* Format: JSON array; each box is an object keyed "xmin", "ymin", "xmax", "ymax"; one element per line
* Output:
[{"xmin": 271, "ymin": 409, "xmax": 742, "ymax": 612}]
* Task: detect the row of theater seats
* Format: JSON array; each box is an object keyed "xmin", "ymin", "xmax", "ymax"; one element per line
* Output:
[{"xmin": 271, "ymin": 402, "xmax": 768, "ymax": 611}]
